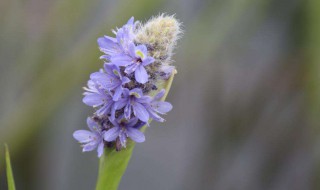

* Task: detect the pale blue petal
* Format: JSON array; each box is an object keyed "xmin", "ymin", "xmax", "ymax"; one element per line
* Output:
[
  {"xmin": 119, "ymin": 132, "xmax": 127, "ymax": 147},
  {"xmin": 86, "ymin": 117, "xmax": 96, "ymax": 131},
  {"xmin": 82, "ymin": 142, "xmax": 98, "ymax": 152},
  {"xmin": 73, "ymin": 130, "xmax": 95, "ymax": 143},
  {"xmin": 147, "ymin": 108, "xmax": 165, "ymax": 122},
  {"xmin": 126, "ymin": 127, "xmax": 145, "ymax": 143},
  {"xmin": 137, "ymin": 96, "xmax": 152, "ymax": 104},
  {"xmin": 135, "ymin": 65, "xmax": 148, "ymax": 84},
  {"xmin": 135, "ymin": 44, "xmax": 148, "ymax": 56},
  {"xmin": 125, "ymin": 63, "xmax": 138, "ymax": 74},
  {"xmin": 104, "ymin": 127, "xmax": 120, "ymax": 142},
  {"xmin": 97, "ymin": 141, "xmax": 104, "ymax": 157},
  {"xmin": 154, "ymin": 89, "xmax": 165, "ymax": 100},
  {"xmin": 128, "ymin": 42, "xmax": 136, "ymax": 57},
  {"xmin": 111, "ymin": 54, "xmax": 132, "ymax": 66},
  {"xmin": 127, "ymin": 17, "xmax": 134, "ymax": 25},
  {"xmin": 127, "ymin": 117, "xmax": 138, "ymax": 128},
  {"xmin": 132, "ymin": 102, "xmax": 149, "ymax": 122},
  {"xmin": 113, "ymin": 86, "xmax": 123, "ymax": 101},
  {"xmin": 114, "ymin": 98, "xmax": 128, "ymax": 110},
  {"xmin": 152, "ymin": 101, "xmax": 173, "ymax": 114},
  {"xmin": 142, "ymin": 57, "xmax": 154, "ymax": 66},
  {"xmin": 83, "ymin": 93, "xmax": 104, "ymax": 107},
  {"xmin": 124, "ymin": 104, "xmax": 132, "ymax": 119},
  {"xmin": 122, "ymin": 76, "xmax": 130, "ymax": 84}
]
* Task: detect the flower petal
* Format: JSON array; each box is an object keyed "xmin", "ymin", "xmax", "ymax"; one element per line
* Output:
[
  {"xmin": 147, "ymin": 108, "xmax": 165, "ymax": 122},
  {"xmin": 103, "ymin": 63, "xmax": 117, "ymax": 76},
  {"xmin": 124, "ymin": 63, "xmax": 138, "ymax": 74},
  {"xmin": 97, "ymin": 36, "xmax": 116, "ymax": 48},
  {"xmin": 109, "ymin": 104, "xmax": 118, "ymax": 121},
  {"xmin": 127, "ymin": 117, "xmax": 138, "ymax": 128},
  {"xmin": 135, "ymin": 44, "xmax": 148, "ymax": 56},
  {"xmin": 104, "ymin": 127, "xmax": 120, "ymax": 142},
  {"xmin": 142, "ymin": 57, "xmax": 154, "ymax": 66},
  {"xmin": 127, "ymin": 16, "xmax": 134, "ymax": 25},
  {"xmin": 113, "ymin": 86, "xmax": 123, "ymax": 101},
  {"xmin": 119, "ymin": 132, "xmax": 127, "ymax": 147},
  {"xmin": 126, "ymin": 127, "xmax": 145, "ymax": 143},
  {"xmin": 82, "ymin": 142, "xmax": 98, "ymax": 152},
  {"xmin": 137, "ymin": 96, "xmax": 152, "ymax": 104},
  {"xmin": 97, "ymin": 36, "xmax": 120, "ymax": 55},
  {"xmin": 135, "ymin": 65, "xmax": 148, "ymax": 84},
  {"xmin": 122, "ymin": 76, "xmax": 130, "ymax": 84},
  {"xmin": 97, "ymin": 141, "xmax": 104, "ymax": 157},
  {"xmin": 73, "ymin": 130, "xmax": 95, "ymax": 143},
  {"xmin": 132, "ymin": 102, "xmax": 149, "ymax": 122},
  {"xmin": 128, "ymin": 42, "xmax": 136, "ymax": 58},
  {"xmin": 91, "ymin": 72, "xmax": 120, "ymax": 90},
  {"xmin": 154, "ymin": 89, "xmax": 166, "ymax": 100},
  {"xmin": 124, "ymin": 104, "xmax": 132, "ymax": 119},
  {"xmin": 114, "ymin": 98, "xmax": 128, "ymax": 110},
  {"xmin": 82, "ymin": 93, "xmax": 104, "ymax": 107},
  {"xmin": 152, "ymin": 101, "xmax": 173, "ymax": 114},
  {"xmin": 100, "ymin": 55, "xmax": 110, "ymax": 60},
  {"xmin": 86, "ymin": 117, "xmax": 97, "ymax": 132},
  {"xmin": 111, "ymin": 54, "xmax": 132, "ymax": 66}
]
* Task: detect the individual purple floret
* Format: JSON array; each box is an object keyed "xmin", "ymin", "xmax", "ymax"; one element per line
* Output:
[
  {"xmin": 104, "ymin": 116, "xmax": 145, "ymax": 148},
  {"xmin": 83, "ymin": 80, "xmax": 117, "ymax": 119},
  {"xmin": 116, "ymin": 17, "xmax": 135, "ymax": 53},
  {"xmin": 97, "ymin": 17, "xmax": 135, "ymax": 60},
  {"xmin": 90, "ymin": 63, "xmax": 130, "ymax": 101},
  {"xmin": 111, "ymin": 43, "xmax": 154, "ymax": 84},
  {"xmin": 114, "ymin": 88, "xmax": 152, "ymax": 122},
  {"xmin": 144, "ymin": 89, "xmax": 173, "ymax": 122},
  {"xmin": 126, "ymin": 43, "xmax": 155, "ymax": 84},
  {"xmin": 73, "ymin": 117, "xmax": 105, "ymax": 157}
]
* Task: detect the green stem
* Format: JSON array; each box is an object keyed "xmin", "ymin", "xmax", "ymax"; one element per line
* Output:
[{"xmin": 95, "ymin": 71, "xmax": 176, "ymax": 190}]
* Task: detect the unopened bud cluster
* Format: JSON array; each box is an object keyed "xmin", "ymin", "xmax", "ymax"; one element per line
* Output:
[{"xmin": 73, "ymin": 15, "xmax": 182, "ymax": 157}]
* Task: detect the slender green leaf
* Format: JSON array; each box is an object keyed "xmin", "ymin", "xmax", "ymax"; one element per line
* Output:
[
  {"xmin": 5, "ymin": 144, "xmax": 16, "ymax": 190},
  {"xmin": 95, "ymin": 72, "xmax": 176, "ymax": 190}
]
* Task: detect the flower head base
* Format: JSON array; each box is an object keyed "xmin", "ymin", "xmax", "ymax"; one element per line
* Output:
[{"xmin": 73, "ymin": 15, "xmax": 182, "ymax": 157}]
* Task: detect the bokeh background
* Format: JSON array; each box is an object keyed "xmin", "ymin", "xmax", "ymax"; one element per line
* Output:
[{"xmin": 1, "ymin": 0, "xmax": 320, "ymax": 189}]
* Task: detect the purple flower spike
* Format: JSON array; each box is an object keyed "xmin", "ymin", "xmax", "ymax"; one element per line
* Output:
[
  {"xmin": 104, "ymin": 116, "xmax": 145, "ymax": 148},
  {"xmin": 73, "ymin": 117, "xmax": 105, "ymax": 157},
  {"xmin": 145, "ymin": 89, "xmax": 173, "ymax": 122},
  {"xmin": 83, "ymin": 80, "xmax": 117, "ymax": 119},
  {"xmin": 74, "ymin": 15, "xmax": 180, "ymax": 156},
  {"xmin": 90, "ymin": 63, "xmax": 130, "ymax": 101}
]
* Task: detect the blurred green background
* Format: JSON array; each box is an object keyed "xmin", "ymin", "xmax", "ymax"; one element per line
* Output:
[{"xmin": 1, "ymin": 0, "xmax": 320, "ymax": 189}]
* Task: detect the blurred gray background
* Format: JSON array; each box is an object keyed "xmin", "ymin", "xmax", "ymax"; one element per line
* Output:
[{"xmin": 1, "ymin": 0, "xmax": 320, "ymax": 189}]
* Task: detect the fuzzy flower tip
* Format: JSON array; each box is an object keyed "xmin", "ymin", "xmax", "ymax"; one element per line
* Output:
[{"xmin": 73, "ymin": 15, "xmax": 182, "ymax": 157}]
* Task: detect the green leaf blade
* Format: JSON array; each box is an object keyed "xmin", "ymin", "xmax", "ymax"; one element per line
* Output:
[{"xmin": 5, "ymin": 144, "xmax": 16, "ymax": 190}]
